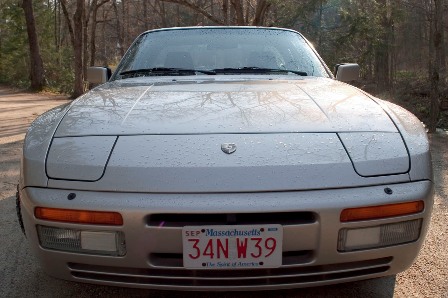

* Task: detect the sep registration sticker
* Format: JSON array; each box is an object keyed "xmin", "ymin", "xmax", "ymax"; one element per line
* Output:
[{"xmin": 182, "ymin": 225, "xmax": 283, "ymax": 269}]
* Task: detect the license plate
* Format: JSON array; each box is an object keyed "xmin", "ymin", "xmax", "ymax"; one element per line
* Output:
[{"xmin": 182, "ymin": 224, "xmax": 282, "ymax": 269}]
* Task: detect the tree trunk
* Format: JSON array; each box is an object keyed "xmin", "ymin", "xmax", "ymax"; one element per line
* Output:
[
  {"xmin": 252, "ymin": 0, "xmax": 271, "ymax": 26},
  {"xmin": 60, "ymin": 0, "xmax": 75, "ymax": 46},
  {"xmin": 73, "ymin": 0, "xmax": 85, "ymax": 98},
  {"xmin": 112, "ymin": 0, "xmax": 125, "ymax": 56},
  {"xmin": 83, "ymin": 0, "xmax": 91, "ymax": 83},
  {"xmin": 158, "ymin": 1, "xmax": 168, "ymax": 28},
  {"xmin": 316, "ymin": 0, "xmax": 323, "ymax": 48},
  {"xmin": 439, "ymin": 0, "xmax": 446, "ymax": 87},
  {"xmin": 90, "ymin": 0, "xmax": 98, "ymax": 66},
  {"xmin": 375, "ymin": 0, "xmax": 393, "ymax": 91},
  {"xmin": 230, "ymin": 0, "xmax": 245, "ymax": 25},
  {"xmin": 90, "ymin": 0, "xmax": 110, "ymax": 66},
  {"xmin": 222, "ymin": 0, "xmax": 229, "ymax": 25},
  {"xmin": 143, "ymin": 0, "xmax": 149, "ymax": 30},
  {"xmin": 21, "ymin": 0, "xmax": 45, "ymax": 91},
  {"xmin": 101, "ymin": 6, "xmax": 108, "ymax": 65},
  {"xmin": 54, "ymin": 0, "xmax": 58, "ymax": 49},
  {"xmin": 428, "ymin": 0, "xmax": 443, "ymax": 132}
]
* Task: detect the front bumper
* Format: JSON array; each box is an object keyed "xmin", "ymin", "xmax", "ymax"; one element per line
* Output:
[{"xmin": 20, "ymin": 180, "xmax": 433, "ymax": 291}]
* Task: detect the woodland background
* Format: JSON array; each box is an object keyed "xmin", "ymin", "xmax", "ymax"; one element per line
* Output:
[{"xmin": 0, "ymin": 0, "xmax": 447, "ymax": 131}]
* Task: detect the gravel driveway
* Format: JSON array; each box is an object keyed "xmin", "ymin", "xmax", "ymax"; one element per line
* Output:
[{"xmin": 0, "ymin": 86, "xmax": 446, "ymax": 297}]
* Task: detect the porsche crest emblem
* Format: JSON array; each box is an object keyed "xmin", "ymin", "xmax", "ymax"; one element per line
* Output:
[{"xmin": 221, "ymin": 143, "xmax": 237, "ymax": 154}]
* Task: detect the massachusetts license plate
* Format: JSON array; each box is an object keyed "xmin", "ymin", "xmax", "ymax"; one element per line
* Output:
[{"xmin": 182, "ymin": 225, "xmax": 282, "ymax": 269}]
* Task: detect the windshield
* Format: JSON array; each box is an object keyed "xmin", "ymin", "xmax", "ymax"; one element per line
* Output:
[{"xmin": 112, "ymin": 28, "xmax": 330, "ymax": 79}]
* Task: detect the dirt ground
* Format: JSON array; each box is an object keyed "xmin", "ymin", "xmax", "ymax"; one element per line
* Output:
[{"xmin": 0, "ymin": 85, "xmax": 446, "ymax": 297}]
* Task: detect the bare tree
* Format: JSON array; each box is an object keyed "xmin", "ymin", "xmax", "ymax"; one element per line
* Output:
[
  {"xmin": 60, "ymin": 0, "xmax": 75, "ymax": 46},
  {"xmin": 89, "ymin": 0, "xmax": 111, "ymax": 66},
  {"xmin": 428, "ymin": 0, "xmax": 445, "ymax": 132},
  {"xmin": 73, "ymin": 0, "xmax": 85, "ymax": 97},
  {"xmin": 60, "ymin": 0, "xmax": 86, "ymax": 97},
  {"xmin": 160, "ymin": 0, "xmax": 225, "ymax": 24},
  {"xmin": 112, "ymin": 0, "xmax": 125, "ymax": 56},
  {"xmin": 159, "ymin": 0, "xmax": 272, "ymax": 25},
  {"xmin": 21, "ymin": 0, "xmax": 45, "ymax": 91},
  {"xmin": 375, "ymin": 0, "xmax": 394, "ymax": 91}
]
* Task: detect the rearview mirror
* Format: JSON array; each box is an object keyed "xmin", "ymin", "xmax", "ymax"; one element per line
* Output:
[
  {"xmin": 335, "ymin": 63, "xmax": 359, "ymax": 82},
  {"xmin": 87, "ymin": 67, "xmax": 111, "ymax": 84}
]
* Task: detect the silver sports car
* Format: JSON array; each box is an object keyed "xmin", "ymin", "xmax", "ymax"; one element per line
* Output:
[{"xmin": 17, "ymin": 27, "xmax": 433, "ymax": 291}]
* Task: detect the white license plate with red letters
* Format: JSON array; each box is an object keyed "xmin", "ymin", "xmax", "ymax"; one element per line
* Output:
[{"xmin": 182, "ymin": 225, "xmax": 283, "ymax": 269}]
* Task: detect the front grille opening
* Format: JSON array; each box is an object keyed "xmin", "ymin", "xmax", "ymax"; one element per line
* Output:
[
  {"xmin": 147, "ymin": 212, "xmax": 316, "ymax": 227},
  {"xmin": 150, "ymin": 253, "xmax": 183, "ymax": 267},
  {"xmin": 70, "ymin": 263, "xmax": 391, "ymax": 287},
  {"xmin": 69, "ymin": 257, "xmax": 393, "ymax": 279},
  {"xmin": 282, "ymin": 250, "xmax": 314, "ymax": 265}
]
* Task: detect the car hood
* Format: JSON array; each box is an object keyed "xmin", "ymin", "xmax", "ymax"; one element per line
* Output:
[
  {"xmin": 45, "ymin": 77, "xmax": 412, "ymax": 192},
  {"xmin": 54, "ymin": 77, "xmax": 398, "ymax": 137}
]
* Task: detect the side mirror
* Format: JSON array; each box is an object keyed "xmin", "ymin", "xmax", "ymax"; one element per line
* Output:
[
  {"xmin": 335, "ymin": 63, "xmax": 360, "ymax": 82},
  {"xmin": 87, "ymin": 67, "xmax": 111, "ymax": 84}
]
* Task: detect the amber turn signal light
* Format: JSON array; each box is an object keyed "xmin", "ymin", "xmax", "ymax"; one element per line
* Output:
[
  {"xmin": 35, "ymin": 207, "xmax": 123, "ymax": 225},
  {"xmin": 340, "ymin": 201, "xmax": 424, "ymax": 222}
]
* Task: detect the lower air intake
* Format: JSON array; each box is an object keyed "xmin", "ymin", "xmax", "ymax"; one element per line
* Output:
[{"xmin": 68, "ymin": 257, "xmax": 392, "ymax": 289}]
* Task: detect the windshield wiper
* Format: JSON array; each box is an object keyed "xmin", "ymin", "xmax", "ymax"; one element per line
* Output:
[
  {"xmin": 119, "ymin": 67, "xmax": 216, "ymax": 77},
  {"xmin": 212, "ymin": 67, "xmax": 307, "ymax": 76}
]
